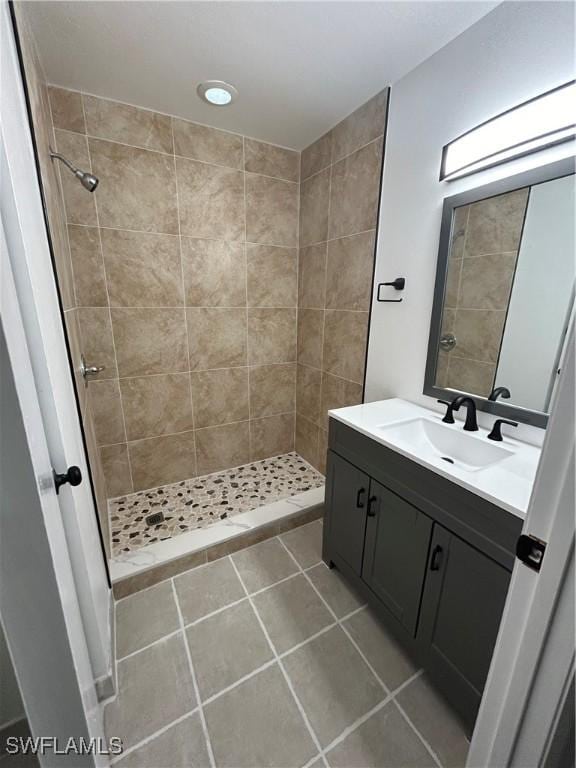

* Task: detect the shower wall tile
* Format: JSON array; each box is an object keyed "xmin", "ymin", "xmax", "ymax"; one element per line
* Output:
[
  {"xmin": 48, "ymin": 86, "xmax": 86, "ymax": 134},
  {"xmin": 299, "ymin": 168, "xmax": 330, "ymax": 247},
  {"xmin": 82, "ymin": 400, "xmax": 110, "ymax": 557},
  {"xmin": 245, "ymin": 174, "xmax": 299, "ymax": 248},
  {"xmin": 101, "ymin": 229, "xmax": 183, "ymax": 307},
  {"xmin": 101, "ymin": 443, "xmax": 133, "ymax": 497},
  {"xmin": 173, "ymin": 119, "xmax": 243, "ymax": 169},
  {"xmin": 452, "ymin": 310, "xmax": 506, "ymax": 364},
  {"xmin": 54, "ymin": 129, "xmax": 98, "ymax": 225},
  {"xmin": 83, "ymin": 95, "xmax": 173, "ymax": 154},
  {"xmin": 182, "ymin": 239, "xmax": 246, "ymax": 307},
  {"xmin": 458, "ymin": 252, "xmax": 517, "ymax": 310},
  {"xmin": 326, "ymin": 231, "xmax": 375, "ymax": 311},
  {"xmin": 244, "ymin": 139, "xmax": 300, "ymax": 182},
  {"xmin": 464, "ymin": 188, "xmax": 529, "ymax": 257},
  {"xmin": 176, "ymin": 158, "xmax": 245, "ymax": 240},
  {"xmin": 296, "ymin": 364, "xmax": 322, "ymax": 425},
  {"xmin": 191, "ymin": 368, "xmax": 249, "ymax": 428},
  {"xmin": 297, "ymin": 309, "xmax": 324, "ymax": 369},
  {"xmin": 331, "ymin": 90, "xmax": 388, "ymax": 163},
  {"xmin": 78, "ymin": 307, "xmax": 118, "ymax": 379},
  {"xmin": 128, "ymin": 431, "xmax": 196, "ymax": 491},
  {"xmin": 248, "ymin": 308, "xmax": 297, "ymax": 365},
  {"xmin": 446, "ymin": 357, "xmax": 496, "ymax": 397},
  {"xmin": 249, "ymin": 363, "xmax": 296, "ymax": 418},
  {"xmin": 322, "ymin": 310, "xmax": 369, "ymax": 384},
  {"xmin": 246, "ymin": 245, "xmax": 297, "ymax": 307},
  {"xmin": 89, "ymin": 139, "xmax": 178, "ymax": 233},
  {"xmin": 187, "ymin": 308, "xmax": 247, "ymax": 370},
  {"xmin": 301, "ymin": 132, "xmax": 332, "ymax": 182},
  {"xmin": 88, "ymin": 379, "xmax": 126, "ymax": 446},
  {"xmin": 120, "ymin": 374, "xmax": 194, "ymax": 441},
  {"xmin": 111, "ymin": 308, "xmax": 188, "ymax": 377},
  {"xmin": 68, "ymin": 225, "xmax": 108, "ymax": 307},
  {"xmin": 250, "ymin": 413, "xmax": 295, "ymax": 461},
  {"xmin": 195, "ymin": 421, "xmax": 250, "ymax": 474},
  {"xmin": 319, "ymin": 373, "xmax": 363, "ymax": 430},
  {"xmin": 328, "ymin": 139, "xmax": 383, "ymax": 240},
  {"xmin": 317, "ymin": 428, "xmax": 328, "ymax": 474},
  {"xmin": 64, "ymin": 309, "xmax": 87, "ymax": 414},
  {"xmin": 298, "ymin": 244, "xmax": 327, "ymax": 310},
  {"xmin": 295, "ymin": 415, "xmax": 319, "ymax": 468}
]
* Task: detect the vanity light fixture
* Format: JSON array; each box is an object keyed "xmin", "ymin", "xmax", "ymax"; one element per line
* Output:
[
  {"xmin": 197, "ymin": 80, "xmax": 238, "ymax": 106},
  {"xmin": 440, "ymin": 80, "xmax": 576, "ymax": 181}
]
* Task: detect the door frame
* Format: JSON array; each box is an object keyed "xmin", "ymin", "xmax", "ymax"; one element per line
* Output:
[{"xmin": 468, "ymin": 319, "xmax": 575, "ymax": 766}]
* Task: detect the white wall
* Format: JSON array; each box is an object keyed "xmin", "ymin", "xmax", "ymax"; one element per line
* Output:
[
  {"xmin": 365, "ymin": 0, "xmax": 575, "ymax": 442},
  {"xmin": 0, "ymin": 621, "xmax": 24, "ymax": 729},
  {"xmin": 496, "ymin": 175, "xmax": 575, "ymax": 412}
]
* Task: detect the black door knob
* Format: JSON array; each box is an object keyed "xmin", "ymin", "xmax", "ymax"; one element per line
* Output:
[{"xmin": 53, "ymin": 465, "xmax": 82, "ymax": 494}]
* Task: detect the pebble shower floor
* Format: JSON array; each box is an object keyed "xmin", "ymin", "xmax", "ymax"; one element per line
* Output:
[{"xmin": 108, "ymin": 452, "xmax": 324, "ymax": 556}]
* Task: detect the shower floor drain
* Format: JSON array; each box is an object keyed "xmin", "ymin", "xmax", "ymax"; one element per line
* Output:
[{"xmin": 145, "ymin": 511, "xmax": 165, "ymax": 526}]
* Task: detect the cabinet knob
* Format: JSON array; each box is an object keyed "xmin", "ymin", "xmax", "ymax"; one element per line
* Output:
[
  {"xmin": 430, "ymin": 545, "xmax": 444, "ymax": 571},
  {"xmin": 367, "ymin": 495, "xmax": 378, "ymax": 517},
  {"xmin": 356, "ymin": 488, "xmax": 366, "ymax": 508}
]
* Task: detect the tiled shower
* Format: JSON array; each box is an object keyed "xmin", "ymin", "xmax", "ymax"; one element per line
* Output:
[{"xmin": 18, "ymin": 5, "xmax": 387, "ymax": 572}]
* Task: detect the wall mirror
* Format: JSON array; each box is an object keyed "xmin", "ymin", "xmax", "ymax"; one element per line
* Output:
[{"xmin": 425, "ymin": 157, "xmax": 575, "ymax": 427}]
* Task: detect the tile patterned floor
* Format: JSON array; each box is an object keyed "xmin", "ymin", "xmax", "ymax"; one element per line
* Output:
[
  {"xmin": 107, "ymin": 521, "xmax": 470, "ymax": 768},
  {"xmin": 109, "ymin": 453, "xmax": 324, "ymax": 556}
]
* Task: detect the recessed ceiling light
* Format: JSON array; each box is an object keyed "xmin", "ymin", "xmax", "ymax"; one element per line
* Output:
[{"xmin": 197, "ymin": 80, "xmax": 238, "ymax": 106}]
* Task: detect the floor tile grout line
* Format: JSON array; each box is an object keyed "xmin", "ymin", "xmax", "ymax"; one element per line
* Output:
[
  {"xmin": 200, "ymin": 658, "xmax": 278, "ymax": 707},
  {"xmin": 228, "ymin": 555, "xmax": 330, "ymax": 768},
  {"xmin": 394, "ymin": 697, "xmax": 444, "ymax": 768},
  {"xmin": 116, "ymin": 628, "xmax": 183, "ymax": 662},
  {"xmin": 170, "ymin": 579, "xmax": 217, "ymax": 768},
  {"xmin": 109, "ymin": 707, "xmax": 199, "ymax": 765}
]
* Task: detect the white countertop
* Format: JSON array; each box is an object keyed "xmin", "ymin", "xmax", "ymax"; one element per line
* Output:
[{"xmin": 328, "ymin": 398, "xmax": 542, "ymax": 518}]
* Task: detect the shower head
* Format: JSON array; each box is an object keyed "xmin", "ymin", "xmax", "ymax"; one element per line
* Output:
[{"xmin": 49, "ymin": 151, "xmax": 99, "ymax": 192}]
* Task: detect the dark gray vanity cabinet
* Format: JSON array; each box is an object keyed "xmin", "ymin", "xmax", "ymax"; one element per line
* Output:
[{"xmin": 323, "ymin": 418, "xmax": 523, "ymax": 734}]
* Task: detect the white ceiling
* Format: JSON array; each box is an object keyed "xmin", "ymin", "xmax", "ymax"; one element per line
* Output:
[{"xmin": 25, "ymin": 1, "xmax": 499, "ymax": 150}]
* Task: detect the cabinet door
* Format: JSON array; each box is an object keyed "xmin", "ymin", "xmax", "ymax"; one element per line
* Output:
[
  {"xmin": 418, "ymin": 525, "xmax": 512, "ymax": 730},
  {"xmin": 361, "ymin": 481, "xmax": 433, "ymax": 636},
  {"xmin": 325, "ymin": 452, "xmax": 370, "ymax": 575}
]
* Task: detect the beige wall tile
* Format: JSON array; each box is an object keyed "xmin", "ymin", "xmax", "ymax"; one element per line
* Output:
[
  {"xmin": 299, "ymin": 169, "xmax": 330, "ymax": 247},
  {"xmin": 54, "ymin": 129, "xmax": 98, "ymax": 225},
  {"xmin": 101, "ymin": 229, "xmax": 183, "ymax": 307},
  {"xmin": 182, "ymin": 239, "xmax": 246, "ymax": 307},
  {"xmin": 249, "ymin": 363, "xmax": 296, "ymax": 418},
  {"xmin": 187, "ymin": 308, "xmax": 247, "ymax": 370},
  {"xmin": 246, "ymin": 174, "xmax": 298, "ymax": 247},
  {"xmin": 89, "ymin": 138, "xmax": 178, "ymax": 233},
  {"xmin": 247, "ymin": 245, "xmax": 297, "ymax": 307},
  {"xmin": 296, "ymin": 365, "xmax": 321, "ymax": 425},
  {"xmin": 435, "ymin": 350, "xmax": 450, "ymax": 388},
  {"xmin": 251, "ymin": 413, "xmax": 295, "ymax": 461},
  {"xmin": 68, "ymin": 225, "xmax": 107, "ymax": 307},
  {"xmin": 446, "ymin": 357, "xmax": 496, "ymax": 397},
  {"xmin": 326, "ymin": 231, "xmax": 375, "ymax": 310},
  {"xmin": 173, "ymin": 119, "xmax": 243, "ymax": 169},
  {"xmin": 453, "ymin": 309, "xmax": 506, "ymax": 363},
  {"xmin": 298, "ymin": 244, "xmax": 327, "ymax": 309},
  {"xmin": 191, "ymin": 368, "xmax": 249, "ymax": 428},
  {"xmin": 65, "ymin": 309, "xmax": 87, "ymax": 413},
  {"xmin": 464, "ymin": 188, "xmax": 528, "ymax": 256},
  {"xmin": 301, "ymin": 132, "xmax": 332, "ymax": 181},
  {"xmin": 244, "ymin": 139, "xmax": 299, "ymax": 182},
  {"xmin": 297, "ymin": 309, "xmax": 324, "ymax": 369},
  {"xmin": 295, "ymin": 415, "xmax": 319, "ymax": 468},
  {"xmin": 88, "ymin": 379, "xmax": 126, "ymax": 445},
  {"xmin": 329, "ymin": 140, "xmax": 383, "ymax": 240},
  {"xmin": 78, "ymin": 307, "xmax": 118, "ymax": 379},
  {"xmin": 450, "ymin": 205, "xmax": 469, "ymax": 260},
  {"xmin": 82, "ymin": 401, "xmax": 110, "ymax": 557},
  {"xmin": 331, "ymin": 90, "xmax": 387, "ymax": 163},
  {"xmin": 459, "ymin": 253, "xmax": 517, "ymax": 310},
  {"xmin": 128, "ymin": 431, "xmax": 196, "ymax": 491},
  {"xmin": 317, "ymin": 429, "xmax": 328, "ymax": 475},
  {"xmin": 442, "ymin": 309, "xmax": 456, "ymax": 334},
  {"xmin": 176, "ymin": 157, "xmax": 244, "ymax": 240},
  {"xmin": 322, "ymin": 310, "xmax": 368, "ymax": 384},
  {"xmin": 445, "ymin": 258, "xmax": 462, "ymax": 309},
  {"xmin": 83, "ymin": 95, "xmax": 173, "ymax": 153},
  {"xmin": 48, "ymin": 86, "xmax": 85, "ymax": 133},
  {"xmin": 120, "ymin": 373, "xmax": 194, "ymax": 440},
  {"xmin": 101, "ymin": 443, "xmax": 133, "ymax": 497},
  {"xmin": 196, "ymin": 422, "xmax": 250, "ymax": 474},
  {"xmin": 319, "ymin": 373, "xmax": 363, "ymax": 429},
  {"xmin": 248, "ymin": 308, "xmax": 297, "ymax": 365},
  {"xmin": 111, "ymin": 308, "xmax": 188, "ymax": 376}
]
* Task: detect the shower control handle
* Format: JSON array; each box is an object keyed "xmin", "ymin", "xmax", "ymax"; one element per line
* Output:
[{"xmin": 80, "ymin": 355, "xmax": 105, "ymax": 379}]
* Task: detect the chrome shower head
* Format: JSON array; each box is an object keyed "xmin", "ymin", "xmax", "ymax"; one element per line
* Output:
[{"xmin": 49, "ymin": 151, "xmax": 99, "ymax": 192}]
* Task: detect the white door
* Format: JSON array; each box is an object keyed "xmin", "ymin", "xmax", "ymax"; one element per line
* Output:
[
  {"xmin": 0, "ymin": 0, "xmax": 111, "ymax": 682},
  {"xmin": 1, "ymin": 219, "xmax": 107, "ymax": 766}
]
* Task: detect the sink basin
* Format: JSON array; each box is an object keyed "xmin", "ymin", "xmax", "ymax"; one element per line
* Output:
[{"xmin": 377, "ymin": 418, "xmax": 513, "ymax": 472}]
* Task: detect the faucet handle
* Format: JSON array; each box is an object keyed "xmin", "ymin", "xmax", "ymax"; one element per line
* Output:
[
  {"xmin": 437, "ymin": 399, "xmax": 455, "ymax": 424},
  {"xmin": 487, "ymin": 419, "xmax": 518, "ymax": 442}
]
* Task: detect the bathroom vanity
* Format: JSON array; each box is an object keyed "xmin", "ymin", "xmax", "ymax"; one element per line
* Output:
[{"xmin": 323, "ymin": 399, "xmax": 541, "ymax": 734}]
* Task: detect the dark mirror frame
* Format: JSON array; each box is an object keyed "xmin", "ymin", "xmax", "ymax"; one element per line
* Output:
[{"xmin": 424, "ymin": 156, "xmax": 576, "ymax": 429}]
